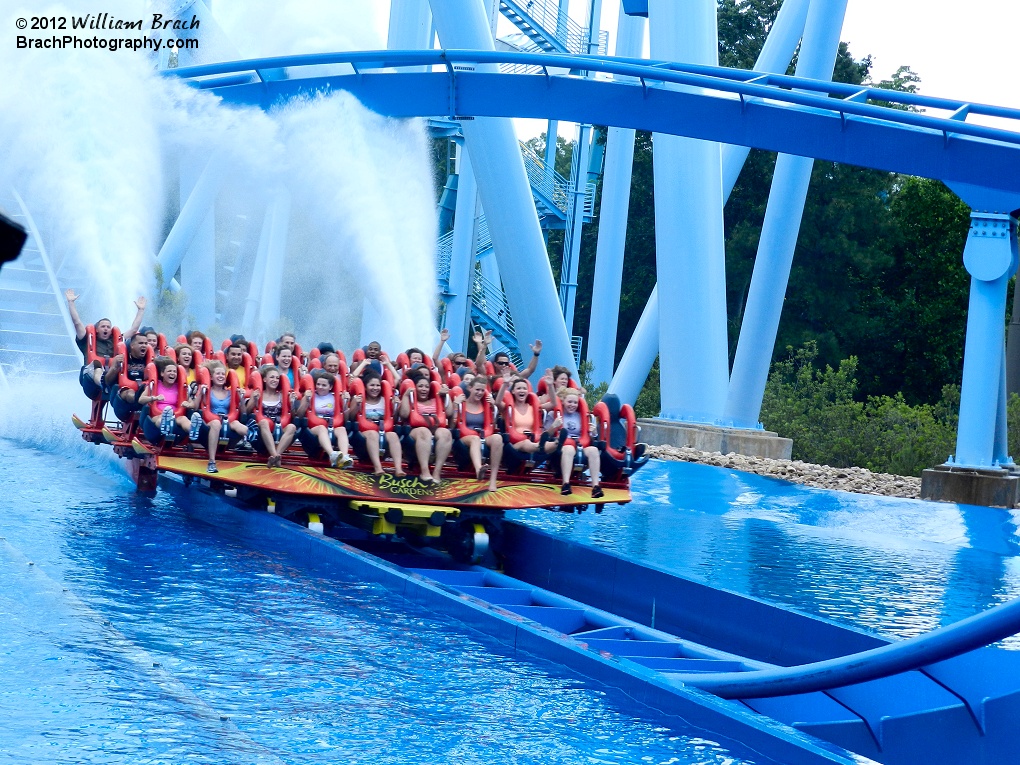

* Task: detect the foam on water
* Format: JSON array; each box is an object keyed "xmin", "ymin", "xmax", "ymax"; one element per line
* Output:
[{"xmin": 0, "ymin": 375, "xmax": 123, "ymax": 474}]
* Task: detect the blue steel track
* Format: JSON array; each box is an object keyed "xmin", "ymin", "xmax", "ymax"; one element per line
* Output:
[{"xmin": 166, "ymin": 49, "xmax": 1020, "ymax": 197}]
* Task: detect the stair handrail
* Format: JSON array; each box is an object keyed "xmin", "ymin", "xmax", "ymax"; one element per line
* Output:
[
  {"xmin": 437, "ymin": 217, "xmax": 491, "ymax": 287},
  {"xmin": 668, "ymin": 596, "xmax": 1020, "ymax": 699},
  {"xmin": 471, "ymin": 269, "xmax": 515, "ymax": 339},
  {"xmin": 519, "ymin": 140, "xmax": 570, "ymax": 212},
  {"xmin": 500, "ymin": 0, "xmax": 585, "ymax": 54}
]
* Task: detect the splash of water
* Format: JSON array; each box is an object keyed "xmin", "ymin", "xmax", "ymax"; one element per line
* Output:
[
  {"xmin": 0, "ymin": 0, "xmax": 438, "ymax": 358},
  {"xmin": 0, "ymin": 375, "xmax": 122, "ymax": 473},
  {"xmin": 0, "ymin": 0, "xmax": 163, "ymax": 326},
  {"xmin": 273, "ymin": 92, "xmax": 438, "ymax": 352}
]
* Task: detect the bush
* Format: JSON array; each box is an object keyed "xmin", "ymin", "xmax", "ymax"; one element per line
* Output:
[
  {"xmin": 620, "ymin": 342, "xmax": 1006, "ymax": 476},
  {"xmin": 759, "ymin": 343, "xmax": 866, "ymax": 468},
  {"xmin": 577, "ymin": 360, "xmax": 609, "ymax": 410},
  {"xmin": 634, "ymin": 360, "xmax": 660, "ymax": 419},
  {"xmin": 760, "ymin": 342, "xmax": 958, "ymax": 474}
]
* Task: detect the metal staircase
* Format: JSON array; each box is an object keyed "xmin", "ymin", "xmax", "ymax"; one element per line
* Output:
[
  {"xmin": 520, "ymin": 140, "xmax": 596, "ymax": 226},
  {"xmin": 498, "ymin": 0, "xmax": 607, "ymax": 56},
  {"xmin": 435, "ymin": 137, "xmax": 595, "ymax": 358},
  {"xmin": 0, "ymin": 191, "xmax": 81, "ymax": 380}
]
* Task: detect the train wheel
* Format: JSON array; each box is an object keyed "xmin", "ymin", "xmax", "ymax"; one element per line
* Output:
[{"xmin": 446, "ymin": 521, "xmax": 489, "ymax": 564}]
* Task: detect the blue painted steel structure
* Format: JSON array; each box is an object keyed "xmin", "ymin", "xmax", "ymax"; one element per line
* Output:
[
  {"xmin": 445, "ymin": 143, "xmax": 479, "ymax": 353},
  {"xmin": 648, "ymin": 0, "xmax": 730, "ymax": 422},
  {"xmin": 608, "ymin": 0, "xmax": 810, "ymax": 403},
  {"xmin": 428, "ymin": 0, "xmax": 579, "ymax": 373},
  {"xmin": 502, "ymin": 521, "xmax": 1020, "ymax": 765},
  {"xmin": 952, "ymin": 212, "xmax": 1019, "ymax": 467},
  {"xmin": 671, "ymin": 594, "xmax": 1020, "ymax": 698},
  {"xmin": 557, "ymin": 0, "xmax": 603, "ymax": 338},
  {"xmin": 585, "ymin": 5, "xmax": 645, "ymax": 387},
  {"xmin": 178, "ymin": 486, "xmax": 859, "ymax": 764},
  {"xmin": 166, "ymin": 51, "xmax": 1020, "ymax": 192},
  {"xmin": 156, "ymin": 153, "xmax": 224, "ymax": 295}
]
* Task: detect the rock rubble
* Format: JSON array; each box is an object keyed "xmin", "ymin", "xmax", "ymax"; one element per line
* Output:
[{"xmin": 647, "ymin": 445, "xmax": 921, "ymax": 499}]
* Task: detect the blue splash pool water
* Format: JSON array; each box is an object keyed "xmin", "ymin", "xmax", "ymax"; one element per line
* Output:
[
  {"xmin": 0, "ymin": 443, "xmax": 761, "ymax": 765},
  {"xmin": 510, "ymin": 460, "xmax": 1020, "ymax": 646}
]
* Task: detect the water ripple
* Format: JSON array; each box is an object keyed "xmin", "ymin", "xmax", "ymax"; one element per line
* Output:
[{"xmin": 0, "ymin": 443, "xmax": 756, "ymax": 765}]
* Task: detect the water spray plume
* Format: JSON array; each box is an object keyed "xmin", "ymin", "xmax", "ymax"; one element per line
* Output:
[{"xmin": 0, "ymin": 0, "xmax": 162, "ymax": 327}]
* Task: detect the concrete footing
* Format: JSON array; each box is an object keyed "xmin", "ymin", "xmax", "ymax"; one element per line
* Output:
[
  {"xmin": 920, "ymin": 465, "xmax": 1020, "ymax": 508},
  {"xmin": 637, "ymin": 419, "xmax": 793, "ymax": 460}
]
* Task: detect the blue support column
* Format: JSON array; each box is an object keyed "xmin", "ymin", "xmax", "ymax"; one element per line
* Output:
[
  {"xmin": 157, "ymin": 154, "xmax": 224, "ymax": 285},
  {"xmin": 559, "ymin": 0, "xmax": 604, "ymax": 334},
  {"xmin": 648, "ymin": 0, "xmax": 728, "ymax": 421},
  {"xmin": 586, "ymin": 7, "xmax": 646, "ymax": 386},
  {"xmin": 994, "ymin": 343, "xmax": 1012, "ymax": 466},
  {"xmin": 544, "ymin": 120, "xmax": 559, "ymax": 178},
  {"xmin": 429, "ymin": 0, "xmax": 577, "ymax": 372},
  {"xmin": 241, "ymin": 202, "xmax": 272, "ymax": 338},
  {"xmin": 178, "ymin": 156, "xmax": 218, "ymax": 329},
  {"xmin": 717, "ymin": 0, "xmax": 811, "ymax": 195},
  {"xmin": 479, "ymin": 246, "xmax": 500, "ymax": 286},
  {"xmin": 723, "ymin": 0, "xmax": 849, "ymax": 428},
  {"xmin": 445, "ymin": 143, "xmax": 479, "ymax": 352},
  {"xmin": 607, "ymin": 286, "xmax": 659, "ymax": 402},
  {"xmin": 388, "ymin": 0, "xmax": 434, "ymax": 54},
  {"xmin": 953, "ymin": 213, "xmax": 1018, "ymax": 467},
  {"xmin": 559, "ymin": 124, "xmax": 592, "ymax": 331},
  {"xmin": 608, "ymin": 0, "xmax": 809, "ymax": 406},
  {"xmin": 256, "ymin": 191, "xmax": 291, "ymax": 333}
]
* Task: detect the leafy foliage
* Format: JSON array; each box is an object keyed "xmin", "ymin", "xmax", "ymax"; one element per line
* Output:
[
  {"xmin": 759, "ymin": 343, "xmax": 959, "ymax": 474},
  {"xmin": 566, "ymin": 1, "xmax": 973, "ymax": 411},
  {"xmin": 576, "ymin": 359, "xmax": 609, "ymax": 409}
]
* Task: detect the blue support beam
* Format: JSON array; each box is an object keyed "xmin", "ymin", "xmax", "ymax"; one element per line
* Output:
[
  {"xmin": 156, "ymin": 154, "xmax": 224, "ymax": 286},
  {"xmin": 445, "ymin": 144, "xmax": 479, "ymax": 352},
  {"xmin": 428, "ymin": 0, "xmax": 578, "ymax": 373},
  {"xmin": 951, "ymin": 212, "xmax": 1018, "ymax": 468},
  {"xmin": 178, "ymin": 155, "xmax": 218, "ymax": 329},
  {"xmin": 723, "ymin": 0, "xmax": 849, "ymax": 428},
  {"xmin": 388, "ymin": 0, "xmax": 433, "ymax": 54},
  {"xmin": 587, "ymin": 7, "xmax": 646, "ymax": 387},
  {"xmin": 994, "ymin": 343, "xmax": 1012, "ymax": 466},
  {"xmin": 256, "ymin": 190, "xmax": 291, "ymax": 333},
  {"xmin": 672, "ymin": 593, "xmax": 1020, "ymax": 699},
  {"xmin": 559, "ymin": 123, "xmax": 593, "ymax": 333},
  {"xmin": 167, "ymin": 49, "xmax": 1020, "ymax": 447},
  {"xmin": 558, "ymin": 0, "xmax": 604, "ymax": 335},
  {"xmin": 648, "ymin": 0, "xmax": 729, "ymax": 423},
  {"xmin": 606, "ymin": 0, "xmax": 808, "ymax": 404},
  {"xmin": 242, "ymin": 202, "xmax": 272, "ymax": 338},
  {"xmin": 621, "ymin": 0, "xmax": 648, "ymax": 17}
]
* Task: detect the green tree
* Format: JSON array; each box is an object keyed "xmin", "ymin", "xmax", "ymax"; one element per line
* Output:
[{"xmin": 852, "ymin": 178, "xmax": 971, "ymax": 403}]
